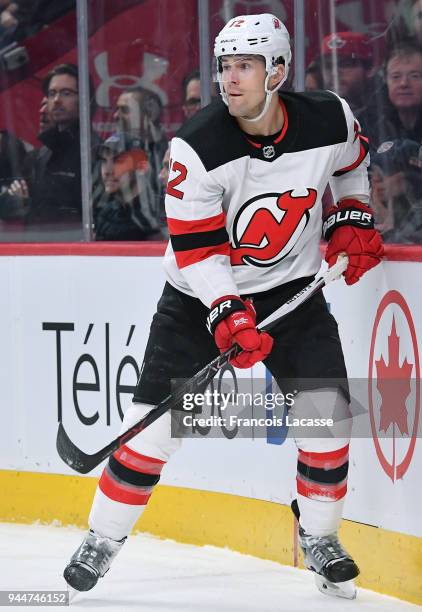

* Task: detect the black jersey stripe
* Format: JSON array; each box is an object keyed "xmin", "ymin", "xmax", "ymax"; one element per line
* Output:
[{"xmin": 170, "ymin": 227, "xmax": 229, "ymax": 252}]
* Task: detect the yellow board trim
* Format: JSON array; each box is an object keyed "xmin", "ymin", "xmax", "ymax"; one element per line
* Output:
[{"xmin": 1, "ymin": 470, "xmax": 420, "ymax": 605}]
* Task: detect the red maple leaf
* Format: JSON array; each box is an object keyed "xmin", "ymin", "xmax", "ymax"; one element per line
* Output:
[{"xmin": 375, "ymin": 317, "xmax": 413, "ymax": 434}]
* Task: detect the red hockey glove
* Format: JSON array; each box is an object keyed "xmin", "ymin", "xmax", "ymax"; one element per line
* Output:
[
  {"xmin": 323, "ymin": 199, "xmax": 384, "ymax": 285},
  {"xmin": 206, "ymin": 295, "xmax": 273, "ymax": 369}
]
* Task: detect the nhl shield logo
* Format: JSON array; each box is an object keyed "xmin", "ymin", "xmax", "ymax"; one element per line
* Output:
[{"xmin": 263, "ymin": 145, "xmax": 275, "ymax": 159}]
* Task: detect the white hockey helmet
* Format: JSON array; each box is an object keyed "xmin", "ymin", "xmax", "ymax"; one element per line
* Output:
[{"xmin": 214, "ymin": 14, "xmax": 292, "ymax": 122}]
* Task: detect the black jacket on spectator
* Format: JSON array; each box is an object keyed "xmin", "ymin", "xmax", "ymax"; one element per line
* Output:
[
  {"xmin": 360, "ymin": 103, "xmax": 422, "ymax": 153},
  {"xmin": 95, "ymin": 193, "xmax": 160, "ymax": 241},
  {"xmin": 24, "ymin": 123, "xmax": 82, "ymax": 224},
  {"xmin": 13, "ymin": 0, "xmax": 76, "ymax": 40},
  {"xmin": 383, "ymin": 201, "xmax": 422, "ymax": 243},
  {"xmin": 0, "ymin": 130, "xmax": 27, "ymax": 184},
  {"xmin": 0, "ymin": 121, "xmax": 101, "ymax": 225}
]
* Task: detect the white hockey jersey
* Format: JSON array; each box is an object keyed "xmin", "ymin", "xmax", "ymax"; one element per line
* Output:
[{"xmin": 164, "ymin": 91, "xmax": 370, "ymax": 307}]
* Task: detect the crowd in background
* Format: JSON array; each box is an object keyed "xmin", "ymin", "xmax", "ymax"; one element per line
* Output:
[
  {"xmin": 0, "ymin": 0, "xmax": 74, "ymax": 49},
  {"xmin": 303, "ymin": 0, "xmax": 422, "ymax": 243},
  {"xmin": 0, "ymin": 0, "xmax": 420, "ymax": 244}
]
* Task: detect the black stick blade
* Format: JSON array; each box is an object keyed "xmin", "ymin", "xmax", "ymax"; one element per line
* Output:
[{"xmin": 56, "ymin": 423, "xmax": 98, "ymax": 474}]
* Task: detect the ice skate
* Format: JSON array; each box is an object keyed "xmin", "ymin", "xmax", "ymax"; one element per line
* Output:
[
  {"xmin": 292, "ymin": 500, "xmax": 359, "ymax": 599},
  {"xmin": 63, "ymin": 530, "xmax": 126, "ymax": 592}
]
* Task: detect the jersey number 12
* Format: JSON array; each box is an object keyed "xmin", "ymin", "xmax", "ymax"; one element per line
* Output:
[{"xmin": 167, "ymin": 159, "xmax": 188, "ymax": 200}]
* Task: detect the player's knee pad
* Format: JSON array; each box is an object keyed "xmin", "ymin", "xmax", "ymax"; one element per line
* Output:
[
  {"xmin": 290, "ymin": 387, "xmax": 352, "ymax": 453},
  {"xmin": 119, "ymin": 402, "xmax": 182, "ymax": 462}
]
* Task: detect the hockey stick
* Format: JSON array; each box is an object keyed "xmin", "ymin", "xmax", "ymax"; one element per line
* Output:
[{"xmin": 56, "ymin": 256, "xmax": 348, "ymax": 474}]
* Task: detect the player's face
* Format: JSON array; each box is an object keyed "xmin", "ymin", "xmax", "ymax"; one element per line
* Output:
[
  {"xmin": 387, "ymin": 53, "xmax": 422, "ymax": 110},
  {"xmin": 220, "ymin": 55, "xmax": 268, "ymax": 118}
]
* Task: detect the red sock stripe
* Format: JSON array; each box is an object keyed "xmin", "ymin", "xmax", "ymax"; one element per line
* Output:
[
  {"xmin": 296, "ymin": 475, "xmax": 347, "ymax": 501},
  {"xmin": 99, "ymin": 468, "xmax": 153, "ymax": 505},
  {"xmin": 298, "ymin": 444, "xmax": 349, "ymax": 470},
  {"xmin": 113, "ymin": 445, "xmax": 165, "ymax": 475}
]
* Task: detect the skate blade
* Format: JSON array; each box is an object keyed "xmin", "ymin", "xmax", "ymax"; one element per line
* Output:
[
  {"xmin": 315, "ymin": 574, "xmax": 357, "ymax": 599},
  {"xmin": 66, "ymin": 584, "xmax": 80, "ymax": 604}
]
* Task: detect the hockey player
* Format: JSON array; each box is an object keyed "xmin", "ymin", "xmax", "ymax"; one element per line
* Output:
[{"xmin": 64, "ymin": 14, "xmax": 383, "ymax": 600}]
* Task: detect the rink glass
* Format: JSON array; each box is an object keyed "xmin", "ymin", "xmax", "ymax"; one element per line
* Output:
[{"xmin": 0, "ymin": 0, "xmax": 419, "ymax": 243}]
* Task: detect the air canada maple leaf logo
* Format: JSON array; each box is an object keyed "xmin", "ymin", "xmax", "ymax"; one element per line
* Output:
[
  {"xmin": 376, "ymin": 317, "xmax": 412, "ymax": 435},
  {"xmin": 368, "ymin": 291, "xmax": 420, "ymax": 482}
]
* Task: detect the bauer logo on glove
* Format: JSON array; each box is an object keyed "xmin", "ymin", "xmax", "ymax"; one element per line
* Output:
[
  {"xmin": 207, "ymin": 295, "xmax": 273, "ymax": 369},
  {"xmin": 206, "ymin": 297, "xmax": 246, "ymax": 333},
  {"xmin": 323, "ymin": 199, "xmax": 384, "ymax": 286},
  {"xmin": 323, "ymin": 207, "xmax": 374, "ymax": 240}
]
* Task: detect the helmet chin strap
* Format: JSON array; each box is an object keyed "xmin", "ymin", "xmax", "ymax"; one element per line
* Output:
[
  {"xmin": 240, "ymin": 89, "xmax": 273, "ymax": 123},
  {"xmin": 218, "ymin": 68, "xmax": 287, "ymax": 123}
]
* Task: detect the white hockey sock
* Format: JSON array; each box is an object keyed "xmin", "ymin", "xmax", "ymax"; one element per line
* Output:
[
  {"xmin": 297, "ymin": 493, "xmax": 345, "ymax": 537},
  {"xmin": 87, "ymin": 401, "xmax": 181, "ymax": 542},
  {"xmin": 89, "ymin": 486, "xmax": 146, "ymax": 541}
]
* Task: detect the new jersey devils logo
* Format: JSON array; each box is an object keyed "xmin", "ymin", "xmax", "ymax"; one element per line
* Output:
[{"xmin": 231, "ymin": 189, "xmax": 317, "ymax": 267}]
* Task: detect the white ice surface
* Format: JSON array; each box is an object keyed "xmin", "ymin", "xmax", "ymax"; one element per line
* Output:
[{"xmin": 0, "ymin": 523, "xmax": 419, "ymax": 611}]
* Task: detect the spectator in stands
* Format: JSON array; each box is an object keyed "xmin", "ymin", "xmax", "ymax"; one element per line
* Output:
[
  {"xmin": 94, "ymin": 133, "xmax": 162, "ymax": 241},
  {"xmin": 371, "ymin": 138, "xmax": 422, "ymax": 242},
  {"xmin": 387, "ymin": 0, "xmax": 422, "ymax": 50},
  {"xmin": 320, "ymin": 32, "xmax": 376, "ymax": 116},
  {"xmin": 0, "ymin": 95, "xmax": 52, "ymax": 220},
  {"xmin": 363, "ymin": 42, "xmax": 422, "ymax": 150},
  {"xmin": 0, "ymin": 129, "xmax": 26, "ymax": 201},
  {"xmin": 0, "ymin": 1, "xmax": 18, "ymax": 47},
  {"xmin": 370, "ymin": 165, "xmax": 394, "ymax": 234},
  {"xmin": 38, "ymin": 95, "xmax": 53, "ymax": 134},
  {"xmin": 159, "ymin": 146, "xmax": 170, "ymax": 187},
  {"xmin": 157, "ymin": 145, "xmax": 170, "ymax": 239},
  {"xmin": 3, "ymin": 0, "xmax": 75, "ymax": 43},
  {"xmin": 0, "ymin": 2, "xmax": 17, "ymax": 26},
  {"xmin": 182, "ymin": 70, "xmax": 201, "ymax": 120},
  {"xmin": 104, "ymin": 86, "xmax": 168, "ymax": 235},
  {"xmin": 0, "ymin": 63, "xmax": 99, "ymax": 229},
  {"xmin": 113, "ymin": 86, "xmax": 167, "ymax": 180},
  {"xmin": 305, "ymin": 59, "xmax": 323, "ymax": 91}
]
